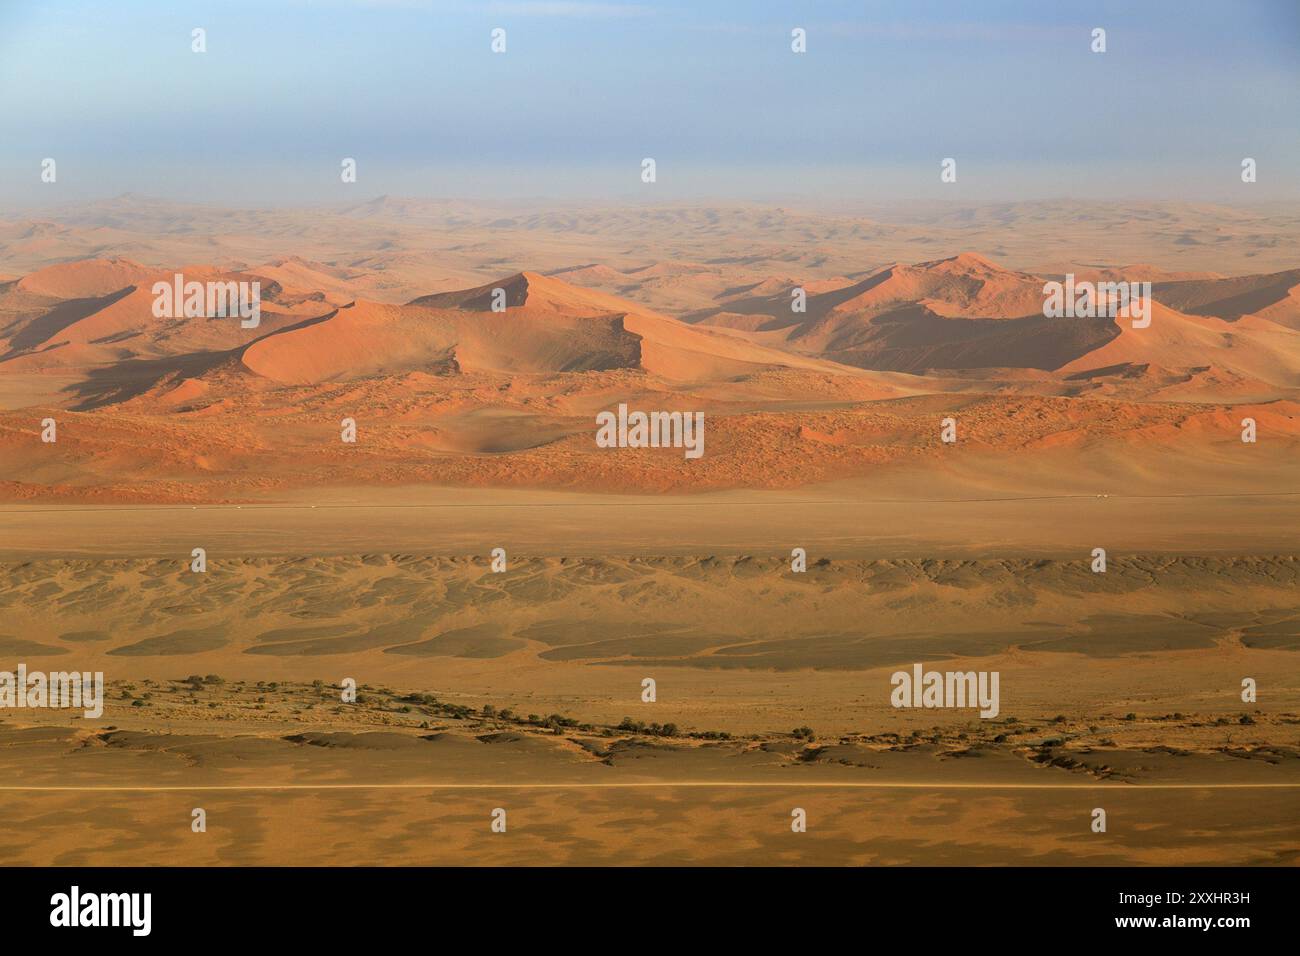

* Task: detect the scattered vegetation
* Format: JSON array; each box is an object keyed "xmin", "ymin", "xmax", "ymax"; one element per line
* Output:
[
  {"xmin": 86, "ymin": 678, "xmax": 1272, "ymax": 774},
  {"xmin": 617, "ymin": 717, "xmax": 678, "ymax": 737}
]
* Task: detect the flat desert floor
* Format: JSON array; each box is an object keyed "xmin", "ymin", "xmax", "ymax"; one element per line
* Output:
[{"xmin": 2, "ymin": 475, "xmax": 1297, "ymax": 865}]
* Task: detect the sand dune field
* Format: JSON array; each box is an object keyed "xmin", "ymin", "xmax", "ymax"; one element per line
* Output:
[{"xmin": 0, "ymin": 198, "xmax": 1296, "ymax": 865}]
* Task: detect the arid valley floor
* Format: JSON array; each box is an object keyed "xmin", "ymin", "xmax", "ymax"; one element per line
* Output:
[{"xmin": 0, "ymin": 198, "xmax": 1297, "ymax": 864}]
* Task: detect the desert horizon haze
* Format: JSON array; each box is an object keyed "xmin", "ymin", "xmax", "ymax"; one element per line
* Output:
[{"xmin": 0, "ymin": 2, "xmax": 1296, "ymax": 935}]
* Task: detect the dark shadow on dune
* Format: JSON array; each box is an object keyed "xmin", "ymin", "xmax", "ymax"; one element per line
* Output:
[
  {"xmin": 0, "ymin": 285, "xmax": 135, "ymax": 356},
  {"xmin": 1153, "ymin": 269, "xmax": 1300, "ymax": 325},
  {"xmin": 825, "ymin": 306, "xmax": 1121, "ymax": 373},
  {"xmin": 59, "ymin": 308, "xmax": 340, "ymax": 409},
  {"xmin": 60, "ymin": 350, "xmax": 235, "ymax": 410}
]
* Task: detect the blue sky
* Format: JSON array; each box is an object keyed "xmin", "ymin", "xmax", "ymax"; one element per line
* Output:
[{"xmin": 1, "ymin": 0, "xmax": 1297, "ymax": 202}]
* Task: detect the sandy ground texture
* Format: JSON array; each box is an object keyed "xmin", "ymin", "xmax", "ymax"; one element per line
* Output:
[
  {"xmin": 0, "ymin": 198, "xmax": 1296, "ymax": 865},
  {"xmin": 0, "ymin": 677, "xmax": 1296, "ymax": 865},
  {"xmin": 0, "ymin": 545, "xmax": 1296, "ymax": 865}
]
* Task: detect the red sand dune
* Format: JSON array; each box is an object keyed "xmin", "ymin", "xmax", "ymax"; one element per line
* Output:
[
  {"xmin": 2, "ymin": 253, "xmax": 1297, "ymax": 394},
  {"xmin": 15, "ymin": 256, "xmax": 157, "ymax": 298},
  {"xmin": 1153, "ymin": 268, "xmax": 1300, "ymax": 328},
  {"xmin": 0, "ymin": 252, "xmax": 1297, "ymax": 500}
]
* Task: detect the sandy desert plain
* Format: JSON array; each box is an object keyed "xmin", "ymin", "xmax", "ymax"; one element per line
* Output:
[{"xmin": 0, "ymin": 196, "xmax": 1297, "ymax": 865}]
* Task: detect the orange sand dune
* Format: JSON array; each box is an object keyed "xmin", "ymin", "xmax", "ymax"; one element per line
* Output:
[
  {"xmin": 688, "ymin": 253, "xmax": 1101, "ymax": 372},
  {"xmin": 675, "ymin": 254, "xmax": 1300, "ymax": 382},
  {"xmin": 833, "ymin": 252, "xmax": 1047, "ymax": 320},
  {"xmin": 0, "ymin": 252, "xmax": 1297, "ymax": 501},
  {"xmin": 241, "ymin": 297, "xmax": 636, "ymax": 382},
  {"xmin": 1058, "ymin": 301, "xmax": 1300, "ymax": 387},
  {"xmin": 241, "ymin": 273, "xmax": 852, "ymax": 385},
  {"xmin": 1, "ymin": 286, "xmax": 332, "ymax": 374},
  {"xmin": 10, "ymin": 253, "xmax": 1298, "ymax": 388},
  {"xmin": 694, "ymin": 253, "xmax": 1046, "ymax": 330},
  {"xmin": 14, "ymin": 256, "xmax": 157, "ymax": 298},
  {"xmin": 1153, "ymin": 268, "xmax": 1300, "ymax": 325},
  {"xmin": 247, "ymin": 255, "xmax": 367, "ymax": 304},
  {"xmin": 402, "ymin": 271, "xmax": 855, "ymax": 380}
]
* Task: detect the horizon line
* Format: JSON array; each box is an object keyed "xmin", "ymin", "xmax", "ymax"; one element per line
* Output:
[{"xmin": 4, "ymin": 192, "xmax": 1300, "ymax": 212}]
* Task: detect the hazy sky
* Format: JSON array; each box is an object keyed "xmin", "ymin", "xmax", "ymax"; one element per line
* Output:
[{"xmin": 1, "ymin": 0, "xmax": 1297, "ymax": 203}]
